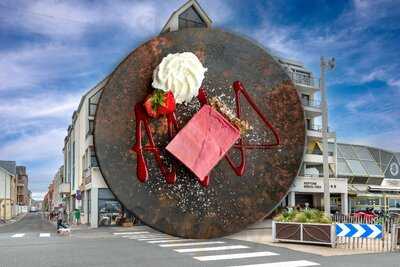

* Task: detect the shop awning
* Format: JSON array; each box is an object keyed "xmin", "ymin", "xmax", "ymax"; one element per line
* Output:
[{"xmin": 368, "ymin": 185, "xmax": 400, "ymax": 192}]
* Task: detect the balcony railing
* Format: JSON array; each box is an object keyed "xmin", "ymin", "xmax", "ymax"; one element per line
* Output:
[
  {"xmin": 302, "ymin": 98, "xmax": 321, "ymax": 108},
  {"xmin": 303, "ymin": 173, "xmax": 336, "ymax": 178},
  {"xmin": 307, "ymin": 124, "xmax": 331, "ymax": 133},
  {"xmin": 305, "ymin": 149, "xmax": 334, "ymax": 157},
  {"xmin": 288, "ymin": 72, "xmax": 317, "ymax": 87}
]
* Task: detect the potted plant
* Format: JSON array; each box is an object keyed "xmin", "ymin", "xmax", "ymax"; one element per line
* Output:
[{"xmin": 273, "ymin": 209, "xmax": 335, "ymax": 246}]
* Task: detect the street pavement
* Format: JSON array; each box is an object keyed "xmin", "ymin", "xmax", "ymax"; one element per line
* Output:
[{"xmin": 0, "ymin": 213, "xmax": 399, "ymax": 267}]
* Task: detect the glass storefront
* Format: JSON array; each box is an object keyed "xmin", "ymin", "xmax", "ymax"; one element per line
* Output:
[
  {"xmin": 349, "ymin": 196, "xmax": 382, "ymax": 213},
  {"xmin": 98, "ymin": 189, "xmax": 122, "ymax": 226}
]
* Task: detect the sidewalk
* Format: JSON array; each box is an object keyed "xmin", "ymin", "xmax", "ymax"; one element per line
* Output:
[
  {"xmin": 0, "ymin": 212, "xmax": 27, "ymax": 227},
  {"xmin": 227, "ymin": 220, "xmax": 380, "ymax": 256}
]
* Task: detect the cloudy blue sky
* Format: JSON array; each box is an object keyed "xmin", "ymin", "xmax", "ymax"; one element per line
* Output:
[{"xmin": 0, "ymin": 0, "xmax": 399, "ymax": 199}]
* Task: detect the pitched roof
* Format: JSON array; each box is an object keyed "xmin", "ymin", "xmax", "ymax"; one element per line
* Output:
[
  {"xmin": 161, "ymin": 0, "xmax": 212, "ymax": 33},
  {"xmin": 0, "ymin": 160, "xmax": 16, "ymax": 176}
]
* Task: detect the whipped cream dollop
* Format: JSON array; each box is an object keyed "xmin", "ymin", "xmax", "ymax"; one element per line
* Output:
[{"xmin": 152, "ymin": 52, "xmax": 207, "ymax": 104}]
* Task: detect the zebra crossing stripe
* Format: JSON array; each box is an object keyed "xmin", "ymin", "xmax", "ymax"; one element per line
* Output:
[
  {"xmin": 147, "ymin": 239, "xmax": 191, "ymax": 244},
  {"xmin": 39, "ymin": 233, "xmax": 51, "ymax": 237},
  {"xmin": 113, "ymin": 231, "xmax": 149, "ymax": 235},
  {"xmin": 228, "ymin": 260, "xmax": 320, "ymax": 267},
  {"xmin": 137, "ymin": 237, "xmax": 174, "ymax": 241},
  {"xmin": 160, "ymin": 241, "xmax": 225, "ymax": 247},
  {"xmin": 194, "ymin": 251, "xmax": 279, "ymax": 261},
  {"xmin": 11, "ymin": 233, "xmax": 25, "ymax": 238},
  {"xmin": 128, "ymin": 235, "xmax": 166, "ymax": 240},
  {"xmin": 175, "ymin": 245, "xmax": 249, "ymax": 253}
]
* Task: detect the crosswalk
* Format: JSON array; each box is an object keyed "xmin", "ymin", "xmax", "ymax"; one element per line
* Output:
[
  {"xmin": 113, "ymin": 230, "xmax": 320, "ymax": 267},
  {"xmin": 9, "ymin": 233, "xmax": 53, "ymax": 238}
]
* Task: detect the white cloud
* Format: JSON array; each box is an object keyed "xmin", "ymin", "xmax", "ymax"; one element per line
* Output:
[
  {"xmin": 31, "ymin": 192, "xmax": 46, "ymax": 201},
  {"xmin": 0, "ymin": 92, "xmax": 81, "ymax": 120},
  {"xmin": 0, "ymin": 43, "xmax": 90, "ymax": 90},
  {"xmin": 0, "ymin": 128, "xmax": 66, "ymax": 161},
  {"xmin": 345, "ymin": 92, "xmax": 376, "ymax": 112},
  {"xmin": 388, "ymin": 78, "xmax": 400, "ymax": 88},
  {"xmin": 343, "ymin": 128, "xmax": 400, "ymax": 152}
]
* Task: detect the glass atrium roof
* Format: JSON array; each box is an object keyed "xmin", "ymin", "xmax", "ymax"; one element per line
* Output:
[{"xmin": 337, "ymin": 144, "xmax": 384, "ymax": 178}]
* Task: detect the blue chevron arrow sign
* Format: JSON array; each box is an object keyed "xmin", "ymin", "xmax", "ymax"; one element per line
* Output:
[{"xmin": 336, "ymin": 223, "xmax": 383, "ymax": 239}]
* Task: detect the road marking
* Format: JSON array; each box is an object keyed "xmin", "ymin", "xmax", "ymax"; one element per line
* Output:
[
  {"xmin": 11, "ymin": 233, "xmax": 25, "ymax": 238},
  {"xmin": 228, "ymin": 260, "xmax": 320, "ymax": 267},
  {"xmin": 194, "ymin": 251, "xmax": 279, "ymax": 261},
  {"xmin": 148, "ymin": 239, "xmax": 192, "ymax": 244},
  {"xmin": 126, "ymin": 235, "xmax": 167, "ymax": 240},
  {"xmin": 137, "ymin": 237, "xmax": 176, "ymax": 241},
  {"xmin": 39, "ymin": 233, "xmax": 51, "ymax": 237},
  {"xmin": 175, "ymin": 245, "xmax": 249, "ymax": 253},
  {"xmin": 113, "ymin": 231, "xmax": 149, "ymax": 235},
  {"xmin": 160, "ymin": 241, "xmax": 225, "ymax": 247}
]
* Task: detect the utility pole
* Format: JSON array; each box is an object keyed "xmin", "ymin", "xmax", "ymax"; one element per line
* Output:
[{"xmin": 320, "ymin": 56, "xmax": 335, "ymax": 216}]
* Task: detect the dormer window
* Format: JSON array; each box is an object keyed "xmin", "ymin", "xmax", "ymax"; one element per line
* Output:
[{"xmin": 178, "ymin": 6, "xmax": 207, "ymax": 29}]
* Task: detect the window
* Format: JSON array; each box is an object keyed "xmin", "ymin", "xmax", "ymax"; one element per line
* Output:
[
  {"xmin": 338, "ymin": 145, "xmax": 357, "ymax": 159},
  {"xmin": 88, "ymin": 90, "xmax": 102, "ymax": 117},
  {"xmin": 98, "ymin": 189, "xmax": 121, "ymax": 226},
  {"xmin": 361, "ymin": 160, "xmax": 383, "ymax": 176},
  {"xmin": 352, "ymin": 146, "xmax": 374, "ymax": 161},
  {"xmin": 178, "ymin": 6, "xmax": 207, "ymax": 29},
  {"xmin": 87, "ymin": 120, "xmax": 94, "ymax": 135},
  {"xmin": 347, "ymin": 159, "xmax": 368, "ymax": 176},
  {"xmin": 89, "ymin": 146, "xmax": 98, "ymax": 167},
  {"xmin": 337, "ymin": 158, "xmax": 352, "ymax": 175}
]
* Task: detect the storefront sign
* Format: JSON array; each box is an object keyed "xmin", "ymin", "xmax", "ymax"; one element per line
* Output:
[{"xmin": 291, "ymin": 177, "xmax": 347, "ymax": 193}]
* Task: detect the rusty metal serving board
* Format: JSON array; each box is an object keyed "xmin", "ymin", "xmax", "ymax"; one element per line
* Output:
[{"xmin": 94, "ymin": 28, "xmax": 305, "ymax": 239}]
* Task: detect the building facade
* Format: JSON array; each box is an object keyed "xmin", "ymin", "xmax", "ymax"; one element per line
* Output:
[
  {"xmin": 16, "ymin": 166, "xmax": 29, "ymax": 206},
  {"xmin": 277, "ymin": 58, "xmax": 348, "ymax": 214},
  {"xmin": 62, "ymin": 78, "xmax": 125, "ymax": 227},
  {"xmin": 336, "ymin": 144, "xmax": 400, "ymax": 213},
  {"xmin": 0, "ymin": 161, "xmax": 17, "ymax": 220}
]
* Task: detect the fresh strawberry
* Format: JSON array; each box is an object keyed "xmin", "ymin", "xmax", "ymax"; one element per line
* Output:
[
  {"xmin": 157, "ymin": 91, "xmax": 175, "ymax": 115},
  {"xmin": 143, "ymin": 90, "xmax": 176, "ymax": 118},
  {"xmin": 143, "ymin": 95, "xmax": 159, "ymax": 118}
]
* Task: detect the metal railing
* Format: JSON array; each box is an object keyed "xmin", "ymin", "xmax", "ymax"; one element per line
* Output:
[
  {"xmin": 307, "ymin": 124, "xmax": 331, "ymax": 133},
  {"xmin": 331, "ymin": 214, "xmax": 400, "ymax": 252},
  {"xmin": 302, "ymin": 98, "xmax": 321, "ymax": 108},
  {"xmin": 289, "ymin": 72, "xmax": 317, "ymax": 87},
  {"xmin": 303, "ymin": 173, "xmax": 336, "ymax": 178}
]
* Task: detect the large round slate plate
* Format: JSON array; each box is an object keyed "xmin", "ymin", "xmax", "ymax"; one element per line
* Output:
[{"xmin": 94, "ymin": 28, "xmax": 305, "ymax": 239}]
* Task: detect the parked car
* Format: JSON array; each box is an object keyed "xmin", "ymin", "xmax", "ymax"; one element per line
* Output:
[{"xmin": 30, "ymin": 207, "xmax": 38, "ymax": 212}]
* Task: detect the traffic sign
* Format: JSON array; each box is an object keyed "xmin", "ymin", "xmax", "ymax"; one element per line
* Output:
[{"xmin": 336, "ymin": 223, "xmax": 383, "ymax": 239}]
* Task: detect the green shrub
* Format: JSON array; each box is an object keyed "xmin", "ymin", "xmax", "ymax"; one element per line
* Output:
[{"xmin": 274, "ymin": 208, "xmax": 332, "ymax": 224}]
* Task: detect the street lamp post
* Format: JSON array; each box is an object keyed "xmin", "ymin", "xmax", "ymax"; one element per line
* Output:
[{"xmin": 320, "ymin": 56, "xmax": 335, "ymax": 216}]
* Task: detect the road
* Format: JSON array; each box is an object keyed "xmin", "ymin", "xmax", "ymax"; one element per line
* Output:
[
  {"xmin": 0, "ymin": 212, "xmax": 54, "ymax": 234},
  {"xmin": 0, "ymin": 213, "xmax": 399, "ymax": 267}
]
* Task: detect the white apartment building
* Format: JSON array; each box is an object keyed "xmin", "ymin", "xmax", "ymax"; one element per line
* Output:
[
  {"xmin": 63, "ymin": 78, "xmax": 125, "ymax": 227},
  {"xmin": 277, "ymin": 58, "xmax": 348, "ymax": 214}
]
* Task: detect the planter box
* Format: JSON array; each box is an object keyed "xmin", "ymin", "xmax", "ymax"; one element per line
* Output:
[{"xmin": 272, "ymin": 221, "xmax": 335, "ymax": 246}]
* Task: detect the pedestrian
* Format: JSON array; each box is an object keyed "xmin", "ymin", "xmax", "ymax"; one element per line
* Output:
[
  {"xmin": 74, "ymin": 208, "xmax": 81, "ymax": 225},
  {"xmin": 57, "ymin": 209, "xmax": 67, "ymax": 230}
]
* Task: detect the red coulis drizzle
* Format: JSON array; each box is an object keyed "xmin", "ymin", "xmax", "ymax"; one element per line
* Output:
[
  {"xmin": 131, "ymin": 81, "xmax": 280, "ymax": 186},
  {"xmin": 130, "ymin": 104, "xmax": 177, "ymax": 184}
]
